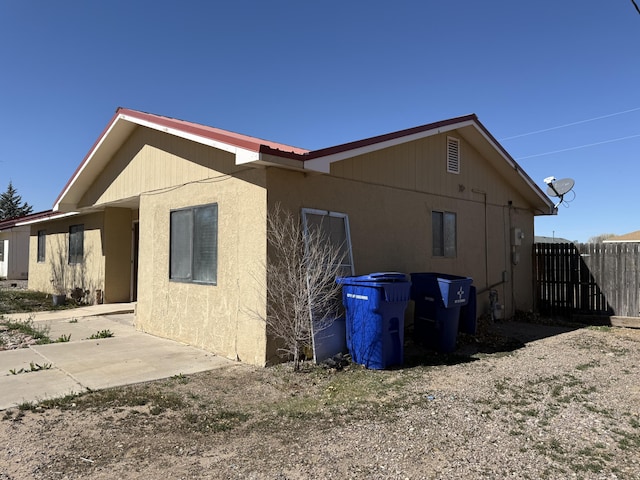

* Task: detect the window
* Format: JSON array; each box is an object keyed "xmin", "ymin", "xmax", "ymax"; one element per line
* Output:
[
  {"xmin": 301, "ymin": 208, "xmax": 354, "ymax": 277},
  {"xmin": 170, "ymin": 203, "xmax": 218, "ymax": 284},
  {"xmin": 0, "ymin": 240, "xmax": 4, "ymax": 263},
  {"xmin": 37, "ymin": 230, "xmax": 46, "ymax": 263},
  {"xmin": 432, "ymin": 211, "xmax": 456, "ymax": 257},
  {"xmin": 68, "ymin": 225, "xmax": 84, "ymax": 264},
  {"xmin": 447, "ymin": 136, "xmax": 460, "ymax": 174}
]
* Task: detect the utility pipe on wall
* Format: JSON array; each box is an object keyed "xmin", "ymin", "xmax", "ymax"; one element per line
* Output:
[{"xmin": 472, "ymin": 189, "xmax": 490, "ymax": 290}]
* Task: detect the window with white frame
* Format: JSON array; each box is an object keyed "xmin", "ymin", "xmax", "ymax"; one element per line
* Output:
[
  {"xmin": 0, "ymin": 240, "xmax": 4, "ymax": 263},
  {"xmin": 68, "ymin": 224, "xmax": 84, "ymax": 264},
  {"xmin": 37, "ymin": 230, "xmax": 46, "ymax": 263},
  {"xmin": 432, "ymin": 211, "xmax": 456, "ymax": 257},
  {"xmin": 170, "ymin": 203, "xmax": 218, "ymax": 284},
  {"xmin": 301, "ymin": 208, "xmax": 354, "ymax": 277}
]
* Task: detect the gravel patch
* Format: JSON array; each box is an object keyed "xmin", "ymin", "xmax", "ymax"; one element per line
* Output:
[
  {"xmin": 0, "ymin": 280, "xmax": 28, "ymax": 291},
  {"xmin": 0, "ymin": 322, "xmax": 639, "ymax": 479}
]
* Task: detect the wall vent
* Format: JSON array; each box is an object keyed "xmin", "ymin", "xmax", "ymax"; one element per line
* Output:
[{"xmin": 447, "ymin": 136, "xmax": 460, "ymax": 174}]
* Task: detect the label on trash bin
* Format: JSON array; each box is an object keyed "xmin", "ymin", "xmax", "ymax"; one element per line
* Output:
[
  {"xmin": 346, "ymin": 293, "xmax": 369, "ymax": 300},
  {"xmin": 454, "ymin": 286, "xmax": 466, "ymax": 304}
]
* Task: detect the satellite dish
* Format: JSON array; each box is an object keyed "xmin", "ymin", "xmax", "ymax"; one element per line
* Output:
[
  {"xmin": 543, "ymin": 176, "xmax": 576, "ymax": 208},
  {"xmin": 546, "ymin": 178, "xmax": 575, "ymax": 197}
]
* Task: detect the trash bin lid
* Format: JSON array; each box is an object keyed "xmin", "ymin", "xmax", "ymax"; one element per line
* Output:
[
  {"xmin": 337, "ymin": 272, "xmax": 409, "ymax": 285},
  {"xmin": 409, "ymin": 272, "xmax": 473, "ymax": 307}
]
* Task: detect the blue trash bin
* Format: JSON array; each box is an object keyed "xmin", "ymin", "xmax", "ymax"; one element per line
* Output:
[
  {"xmin": 410, "ymin": 273, "xmax": 473, "ymax": 353},
  {"xmin": 459, "ymin": 285, "xmax": 477, "ymax": 335},
  {"xmin": 337, "ymin": 272, "xmax": 411, "ymax": 369}
]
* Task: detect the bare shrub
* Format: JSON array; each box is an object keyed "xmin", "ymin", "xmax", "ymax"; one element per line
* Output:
[
  {"xmin": 262, "ymin": 205, "xmax": 346, "ymax": 370},
  {"xmin": 49, "ymin": 234, "xmax": 99, "ymax": 304}
]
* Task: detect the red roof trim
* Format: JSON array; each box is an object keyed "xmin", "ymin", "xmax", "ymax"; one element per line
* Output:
[
  {"xmin": 255, "ymin": 114, "xmax": 480, "ymax": 161},
  {"xmin": 53, "ymin": 108, "xmax": 310, "ymax": 209},
  {"xmin": 303, "ymin": 114, "xmax": 478, "ymax": 160},
  {"xmin": 117, "ymin": 108, "xmax": 309, "ymax": 155},
  {"xmin": 52, "ymin": 108, "xmax": 550, "ymax": 212},
  {"xmin": 51, "ymin": 110, "xmax": 485, "ymax": 209},
  {"xmin": 0, "ymin": 210, "xmax": 55, "ymax": 229}
]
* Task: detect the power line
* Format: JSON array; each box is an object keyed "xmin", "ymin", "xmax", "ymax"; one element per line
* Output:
[
  {"xmin": 500, "ymin": 106, "xmax": 640, "ymax": 141},
  {"xmin": 516, "ymin": 133, "xmax": 640, "ymax": 160}
]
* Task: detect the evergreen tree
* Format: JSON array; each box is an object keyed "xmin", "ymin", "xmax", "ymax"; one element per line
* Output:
[{"xmin": 0, "ymin": 181, "xmax": 33, "ymax": 221}]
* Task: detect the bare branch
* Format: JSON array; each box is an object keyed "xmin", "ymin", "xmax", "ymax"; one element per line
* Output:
[{"xmin": 258, "ymin": 204, "xmax": 346, "ymax": 370}]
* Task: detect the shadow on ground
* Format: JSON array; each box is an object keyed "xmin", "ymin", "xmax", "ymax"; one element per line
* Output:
[{"xmin": 402, "ymin": 319, "xmax": 581, "ymax": 368}]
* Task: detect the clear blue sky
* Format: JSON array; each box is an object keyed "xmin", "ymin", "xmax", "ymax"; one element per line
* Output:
[{"xmin": 1, "ymin": 1, "xmax": 639, "ymax": 242}]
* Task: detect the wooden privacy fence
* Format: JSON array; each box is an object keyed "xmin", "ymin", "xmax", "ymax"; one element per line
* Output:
[{"xmin": 533, "ymin": 242, "xmax": 640, "ymax": 318}]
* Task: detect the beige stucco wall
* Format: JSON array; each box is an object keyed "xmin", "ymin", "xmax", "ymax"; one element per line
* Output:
[
  {"xmin": 28, "ymin": 212, "xmax": 105, "ymax": 301},
  {"xmin": 267, "ymin": 129, "xmax": 537, "ymax": 319},
  {"xmin": 29, "ymin": 125, "xmax": 271, "ymax": 366},
  {"xmin": 78, "ymin": 126, "xmax": 248, "ymax": 209},
  {"xmin": 135, "ymin": 168, "xmax": 268, "ymax": 366}
]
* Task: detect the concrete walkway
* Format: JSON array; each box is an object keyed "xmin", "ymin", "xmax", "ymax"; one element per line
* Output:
[{"xmin": 0, "ymin": 304, "xmax": 234, "ymax": 410}]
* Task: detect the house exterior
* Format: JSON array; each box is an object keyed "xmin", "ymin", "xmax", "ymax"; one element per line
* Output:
[
  {"xmin": 534, "ymin": 236, "xmax": 573, "ymax": 244},
  {"xmin": 0, "ymin": 211, "xmax": 55, "ymax": 280},
  {"xmin": 26, "ymin": 108, "xmax": 555, "ymax": 365},
  {"xmin": 603, "ymin": 231, "xmax": 640, "ymax": 243}
]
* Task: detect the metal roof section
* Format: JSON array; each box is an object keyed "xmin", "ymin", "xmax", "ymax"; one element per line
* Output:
[
  {"xmin": 14, "ymin": 211, "xmax": 78, "ymax": 227},
  {"xmin": 53, "ymin": 108, "xmax": 309, "ymax": 212},
  {"xmin": 0, "ymin": 210, "xmax": 56, "ymax": 230},
  {"xmin": 52, "ymin": 108, "xmax": 556, "ymax": 215},
  {"xmin": 301, "ymin": 116, "xmax": 477, "ymax": 172},
  {"xmin": 296, "ymin": 114, "xmax": 555, "ymax": 214}
]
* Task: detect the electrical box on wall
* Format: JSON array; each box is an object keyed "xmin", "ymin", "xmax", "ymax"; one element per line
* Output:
[{"xmin": 511, "ymin": 227, "xmax": 524, "ymax": 246}]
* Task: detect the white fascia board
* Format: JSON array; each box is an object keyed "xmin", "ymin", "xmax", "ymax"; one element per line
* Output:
[
  {"xmin": 121, "ymin": 113, "xmax": 259, "ymax": 165},
  {"xmin": 53, "ymin": 117, "xmax": 127, "ymax": 212},
  {"xmin": 303, "ymin": 121, "xmax": 474, "ymax": 174},
  {"xmin": 54, "ymin": 114, "xmax": 260, "ymax": 212},
  {"xmin": 235, "ymin": 148, "xmax": 261, "ymax": 164},
  {"xmin": 55, "ymin": 203, "xmax": 79, "ymax": 213},
  {"xmin": 16, "ymin": 212, "xmax": 79, "ymax": 227}
]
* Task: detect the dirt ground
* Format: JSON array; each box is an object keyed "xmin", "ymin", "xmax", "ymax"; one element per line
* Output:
[{"xmin": 1, "ymin": 320, "xmax": 640, "ymax": 479}]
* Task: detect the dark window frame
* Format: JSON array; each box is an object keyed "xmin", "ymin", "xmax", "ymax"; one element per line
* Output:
[
  {"xmin": 169, "ymin": 203, "xmax": 218, "ymax": 285},
  {"xmin": 68, "ymin": 224, "xmax": 84, "ymax": 265},
  {"xmin": 37, "ymin": 230, "xmax": 46, "ymax": 263},
  {"xmin": 432, "ymin": 211, "xmax": 457, "ymax": 258}
]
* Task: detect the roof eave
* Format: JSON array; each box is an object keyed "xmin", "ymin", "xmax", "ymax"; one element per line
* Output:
[
  {"xmin": 53, "ymin": 108, "xmax": 310, "ymax": 212},
  {"xmin": 467, "ymin": 120, "xmax": 556, "ymax": 215},
  {"xmin": 53, "ymin": 110, "xmax": 130, "ymax": 212},
  {"xmin": 53, "ymin": 109, "xmax": 554, "ymax": 217},
  {"xmin": 14, "ymin": 211, "xmax": 79, "ymax": 227},
  {"xmin": 271, "ymin": 115, "xmax": 556, "ymax": 215}
]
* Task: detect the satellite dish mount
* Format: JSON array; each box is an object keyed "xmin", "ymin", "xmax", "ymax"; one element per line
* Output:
[{"xmin": 544, "ymin": 176, "xmax": 576, "ymax": 208}]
